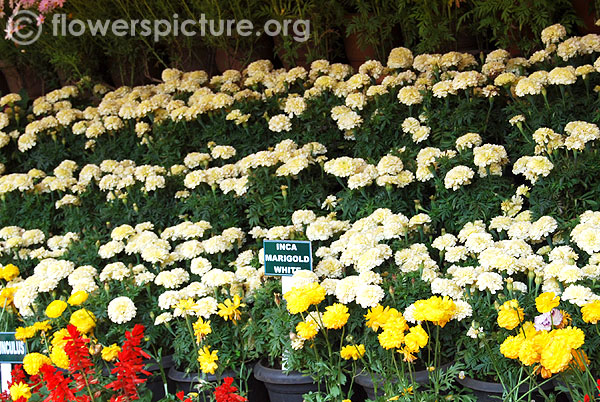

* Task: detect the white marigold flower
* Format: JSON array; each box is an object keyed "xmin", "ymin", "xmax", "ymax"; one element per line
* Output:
[
  {"xmin": 548, "ymin": 66, "xmax": 577, "ymax": 86},
  {"xmin": 98, "ymin": 240, "xmax": 125, "ymax": 259},
  {"xmin": 155, "ymin": 268, "xmax": 189, "ymax": 289},
  {"xmin": 387, "ymin": 47, "xmax": 413, "ymax": 69},
  {"xmin": 512, "ymin": 156, "xmax": 553, "ymax": 184},
  {"xmin": 154, "ymin": 312, "xmax": 173, "ymax": 325},
  {"xmin": 268, "ymin": 114, "xmax": 292, "ymax": 132},
  {"xmin": 355, "ymin": 284, "xmax": 385, "ymax": 308},
  {"xmin": 541, "ymin": 24, "xmax": 567, "ymax": 46},
  {"xmin": 397, "ymin": 86, "xmax": 423, "ymax": 106},
  {"xmin": 476, "ymin": 272, "xmax": 504, "ymax": 294},
  {"xmin": 107, "ymin": 296, "xmax": 137, "ymax": 324},
  {"xmin": 444, "ymin": 165, "xmax": 474, "ymax": 191}
]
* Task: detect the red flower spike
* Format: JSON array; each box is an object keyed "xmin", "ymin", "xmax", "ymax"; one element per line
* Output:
[
  {"xmin": 106, "ymin": 325, "xmax": 151, "ymax": 402},
  {"xmin": 40, "ymin": 363, "xmax": 79, "ymax": 402},
  {"xmin": 214, "ymin": 377, "xmax": 247, "ymax": 402},
  {"xmin": 176, "ymin": 391, "xmax": 191, "ymax": 402}
]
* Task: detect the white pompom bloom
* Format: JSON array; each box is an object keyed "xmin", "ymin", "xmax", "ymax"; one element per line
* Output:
[{"xmin": 107, "ymin": 296, "xmax": 137, "ymax": 324}]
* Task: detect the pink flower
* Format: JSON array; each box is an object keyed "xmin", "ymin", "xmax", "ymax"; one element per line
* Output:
[{"xmin": 534, "ymin": 308, "xmax": 562, "ymax": 331}]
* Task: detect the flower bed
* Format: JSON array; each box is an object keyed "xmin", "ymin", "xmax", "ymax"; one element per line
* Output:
[{"xmin": 2, "ymin": 23, "xmax": 600, "ymax": 401}]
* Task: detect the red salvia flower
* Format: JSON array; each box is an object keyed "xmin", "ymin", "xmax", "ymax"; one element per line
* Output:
[
  {"xmin": 39, "ymin": 364, "xmax": 78, "ymax": 402},
  {"xmin": 63, "ymin": 325, "xmax": 96, "ymax": 394},
  {"xmin": 175, "ymin": 391, "xmax": 191, "ymax": 402},
  {"xmin": 214, "ymin": 377, "xmax": 247, "ymax": 402},
  {"xmin": 106, "ymin": 324, "xmax": 151, "ymax": 402}
]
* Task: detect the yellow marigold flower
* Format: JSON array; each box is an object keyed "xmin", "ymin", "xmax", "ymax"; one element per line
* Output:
[
  {"xmin": 532, "ymin": 331, "xmax": 552, "ymax": 352},
  {"xmin": 581, "ymin": 300, "xmax": 600, "ymax": 324},
  {"xmin": 413, "ymin": 296, "xmax": 457, "ymax": 328},
  {"xmin": 500, "ymin": 335, "xmax": 521, "ymax": 359},
  {"xmin": 364, "ymin": 305, "xmax": 399, "ymax": 332},
  {"xmin": 378, "ymin": 315, "xmax": 408, "ymax": 349},
  {"xmin": 15, "ymin": 326, "xmax": 36, "ymax": 341},
  {"xmin": 321, "ymin": 303, "xmax": 349, "ymax": 329},
  {"xmin": 518, "ymin": 339, "xmax": 540, "ymax": 366},
  {"xmin": 23, "ymin": 353, "xmax": 52, "ymax": 375},
  {"xmin": 0, "ymin": 264, "xmax": 19, "ymax": 281},
  {"xmin": 51, "ymin": 328, "xmax": 70, "ymax": 348},
  {"xmin": 540, "ymin": 339, "xmax": 572, "ymax": 374},
  {"xmin": 552, "ymin": 326, "xmax": 585, "ymax": 350},
  {"xmin": 378, "ymin": 329, "xmax": 405, "ymax": 350},
  {"xmin": 32, "ymin": 320, "xmax": 51, "ymax": 333},
  {"xmin": 46, "ymin": 300, "xmax": 68, "ymax": 318},
  {"xmin": 497, "ymin": 299, "xmax": 523, "ymax": 330},
  {"xmin": 69, "ymin": 308, "xmax": 96, "ymax": 334},
  {"xmin": 535, "ymin": 292, "xmax": 560, "ymax": 314},
  {"xmin": 521, "ymin": 321, "xmax": 537, "ymax": 338},
  {"xmin": 217, "ymin": 295, "xmax": 245, "ymax": 322},
  {"xmin": 404, "ymin": 324, "xmax": 429, "ymax": 353},
  {"xmin": 283, "ymin": 283, "xmax": 325, "ymax": 314},
  {"xmin": 9, "ymin": 382, "xmax": 31, "ymax": 401},
  {"xmin": 400, "ymin": 347, "xmax": 417, "ymax": 363},
  {"xmin": 101, "ymin": 344, "xmax": 121, "ymax": 362},
  {"xmin": 296, "ymin": 321, "xmax": 318, "ymax": 340},
  {"xmin": 0, "ymin": 287, "xmax": 16, "ymax": 307},
  {"xmin": 50, "ymin": 346, "xmax": 70, "ymax": 369},
  {"xmin": 340, "ymin": 344, "xmax": 365, "ymax": 360},
  {"xmin": 197, "ymin": 346, "xmax": 218, "ymax": 374},
  {"xmin": 193, "ymin": 318, "xmax": 212, "ymax": 344},
  {"xmin": 67, "ymin": 291, "xmax": 88, "ymax": 306}
]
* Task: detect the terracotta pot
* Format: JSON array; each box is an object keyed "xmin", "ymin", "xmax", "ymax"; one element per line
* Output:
[
  {"xmin": 274, "ymin": 31, "xmax": 310, "ymax": 69},
  {"xmin": 169, "ymin": 38, "xmax": 216, "ymax": 74},
  {"xmin": 0, "ymin": 73, "xmax": 8, "ymax": 94},
  {"xmin": 572, "ymin": 0, "xmax": 600, "ymax": 34},
  {"xmin": 215, "ymin": 36, "xmax": 273, "ymax": 73},
  {"xmin": 109, "ymin": 51, "xmax": 162, "ymax": 88},
  {"xmin": 0, "ymin": 60, "xmax": 20, "ymax": 94},
  {"xmin": 344, "ymin": 14, "xmax": 377, "ymax": 72},
  {"xmin": 457, "ymin": 374, "xmax": 554, "ymax": 402},
  {"xmin": 0, "ymin": 60, "xmax": 45, "ymax": 97}
]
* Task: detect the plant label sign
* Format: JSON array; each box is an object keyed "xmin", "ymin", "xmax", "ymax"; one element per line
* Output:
[
  {"xmin": 263, "ymin": 240, "xmax": 312, "ymax": 276},
  {"xmin": 0, "ymin": 332, "xmax": 27, "ymax": 392}
]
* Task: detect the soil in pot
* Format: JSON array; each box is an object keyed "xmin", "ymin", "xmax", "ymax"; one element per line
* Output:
[
  {"xmin": 168, "ymin": 365, "xmax": 267, "ymax": 402},
  {"xmin": 253, "ymin": 360, "xmax": 322, "ymax": 402},
  {"xmin": 457, "ymin": 374, "xmax": 555, "ymax": 402},
  {"xmin": 355, "ymin": 362, "xmax": 452, "ymax": 400}
]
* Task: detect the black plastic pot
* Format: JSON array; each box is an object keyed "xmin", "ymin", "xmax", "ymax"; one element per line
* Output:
[
  {"xmin": 355, "ymin": 363, "xmax": 452, "ymax": 400},
  {"xmin": 103, "ymin": 354, "xmax": 175, "ymax": 402},
  {"xmin": 145, "ymin": 354, "xmax": 176, "ymax": 402},
  {"xmin": 457, "ymin": 375, "xmax": 554, "ymax": 402},
  {"xmin": 168, "ymin": 364, "xmax": 268, "ymax": 402},
  {"xmin": 253, "ymin": 361, "xmax": 321, "ymax": 402}
]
